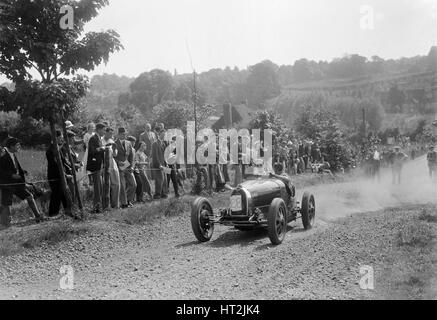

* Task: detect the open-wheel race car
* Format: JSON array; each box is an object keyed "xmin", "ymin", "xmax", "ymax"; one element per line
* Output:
[{"xmin": 190, "ymin": 174, "xmax": 316, "ymax": 245}]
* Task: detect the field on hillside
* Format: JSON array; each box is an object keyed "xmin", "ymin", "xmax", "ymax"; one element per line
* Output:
[{"xmin": 18, "ymin": 149, "xmax": 47, "ymax": 183}]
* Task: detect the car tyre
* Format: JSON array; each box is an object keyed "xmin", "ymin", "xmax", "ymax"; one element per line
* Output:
[
  {"xmin": 267, "ymin": 198, "xmax": 287, "ymax": 245},
  {"xmin": 191, "ymin": 197, "xmax": 214, "ymax": 242},
  {"xmin": 301, "ymin": 192, "xmax": 316, "ymax": 230}
]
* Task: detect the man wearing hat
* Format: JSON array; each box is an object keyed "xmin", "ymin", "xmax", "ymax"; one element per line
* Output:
[
  {"xmin": 46, "ymin": 130, "xmax": 74, "ymax": 217},
  {"xmin": 102, "ymin": 127, "xmax": 120, "ymax": 209},
  {"xmin": 151, "ymin": 128, "xmax": 169, "ymax": 199},
  {"xmin": 115, "ymin": 127, "xmax": 136, "ymax": 208},
  {"xmin": 65, "ymin": 120, "xmax": 74, "ymax": 130},
  {"xmin": 139, "ymin": 123, "xmax": 157, "ymax": 183},
  {"xmin": 0, "ymin": 131, "xmax": 11, "ymax": 227},
  {"xmin": 0, "ymin": 137, "xmax": 44, "ymax": 223},
  {"xmin": 63, "ymin": 130, "xmax": 83, "ymax": 202},
  {"xmin": 87, "ymin": 123, "xmax": 106, "ymax": 213},
  {"xmin": 427, "ymin": 145, "xmax": 437, "ymax": 179},
  {"xmin": 390, "ymin": 146, "xmax": 408, "ymax": 185}
]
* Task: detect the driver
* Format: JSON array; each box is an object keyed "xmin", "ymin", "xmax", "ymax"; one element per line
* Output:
[{"xmin": 270, "ymin": 163, "xmax": 295, "ymax": 198}]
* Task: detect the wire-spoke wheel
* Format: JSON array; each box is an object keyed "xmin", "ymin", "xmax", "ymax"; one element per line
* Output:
[
  {"xmin": 301, "ymin": 192, "xmax": 316, "ymax": 230},
  {"xmin": 267, "ymin": 198, "xmax": 287, "ymax": 245},
  {"xmin": 191, "ymin": 198, "xmax": 214, "ymax": 242}
]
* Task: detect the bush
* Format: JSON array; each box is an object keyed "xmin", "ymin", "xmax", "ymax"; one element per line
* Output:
[
  {"xmin": 295, "ymin": 107, "xmax": 352, "ymax": 170},
  {"xmin": 396, "ymin": 222, "xmax": 434, "ymax": 247},
  {"xmin": 0, "ymin": 111, "xmax": 20, "ymax": 130}
]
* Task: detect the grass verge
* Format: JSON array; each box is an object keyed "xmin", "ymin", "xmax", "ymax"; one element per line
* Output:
[{"xmin": 0, "ymin": 220, "xmax": 90, "ymax": 257}]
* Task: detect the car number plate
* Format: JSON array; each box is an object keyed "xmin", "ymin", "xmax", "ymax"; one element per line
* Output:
[{"xmin": 230, "ymin": 195, "xmax": 243, "ymax": 212}]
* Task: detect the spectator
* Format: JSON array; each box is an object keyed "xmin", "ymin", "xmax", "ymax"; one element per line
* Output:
[
  {"xmin": 127, "ymin": 136, "xmax": 143, "ymax": 203},
  {"xmin": 372, "ymin": 146, "xmax": 382, "ymax": 182},
  {"xmin": 134, "ymin": 142, "xmax": 153, "ymax": 201},
  {"xmin": 390, "ymin": 146, "xmax": 408, "ymax": 185},
  {"xmin": 63, "ymin": 130, "xmax": 82, "ymax": 201},
  {"xmin": 427, "ymin": 146, "xmax": 437, "ymax": 180},
  {"xmin": 166, "ymin": 137, "xmax": 180, "ymax": 198},
  {"xmin": 87, "ymin": 123, "xmax": 106, "ymax": 213},
  {"xmin": 139, "ymin": 123, "xmax": 157, "ymax": 158},
  {"xmin": 0, "ymin": 137, "xmax": 44, "ymax": 224},
  {"xmin": 65, "ymin": 120, "xmax": 74, "ymax": 130},
  {"xmin": 139, "ymin": 123, "xmax": 157, "ymax": 184},
  {"xmin": 46, "ymin": 130, "xmax": 73, "ymax": 217},
  {"xmin": 0, "ymin": 131, "xmax": 10, "ymax": 228},
  {"xmin": 115, "ymin": 128, "xmax": 137, "ymax": 208},
  {"xmin": 151, "ymin": 128, "xmax": 168, "ymax": 199},
  {"xmin": 82, "ymin": 122, "xmax": 96, "ymax": 185},
  {"xmin": 318, "ymin": 157, "xmax": 333, "ymax": 176},
  {"xmin": 101, "ymin": 127, "xmax": 120, "ymax": 209}
]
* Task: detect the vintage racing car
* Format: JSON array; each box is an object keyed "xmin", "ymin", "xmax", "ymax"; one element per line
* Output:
[{"xmin": 190, "ymin": 173, "xmax": 316, "ymax": 245}]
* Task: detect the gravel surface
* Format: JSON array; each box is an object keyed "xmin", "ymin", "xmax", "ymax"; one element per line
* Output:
[{"xmin": 0, "ymin": 157, "xmax": 436, "ymax": 300}]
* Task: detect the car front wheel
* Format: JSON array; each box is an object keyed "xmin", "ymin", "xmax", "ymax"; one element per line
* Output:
[
  {"xmin": 191, "ymin": 197, "xmax": 215, "ymax": 242},
  {"xmin": 301, "ymin": 192, "xmax": 316, "ymax": 230},
  {"xmin": 267, "ymin": 198, "xmax": 287, "ymax": 245}
]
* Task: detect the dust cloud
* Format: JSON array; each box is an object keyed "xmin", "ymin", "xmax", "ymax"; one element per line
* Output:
[{"xmin": 300, "ymin": 156, "xmax": 437, "ymax": 221}]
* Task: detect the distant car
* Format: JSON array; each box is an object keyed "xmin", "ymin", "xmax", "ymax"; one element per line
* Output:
[{"xmin": 190, "ymin": 174, "xmax": 316, "ymax": 245}]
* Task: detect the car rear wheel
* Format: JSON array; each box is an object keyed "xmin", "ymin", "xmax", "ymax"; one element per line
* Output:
[
  {"xmin": 267, "ymin": 198, "xmax": 287, "ymax": 245},
  {"xmin": 301, "ymin": 192, "xmax": 316, "ymax": 230},
  {"xmin": 191, "ymin": 197, "xmax": 215, "ymax": 242}
]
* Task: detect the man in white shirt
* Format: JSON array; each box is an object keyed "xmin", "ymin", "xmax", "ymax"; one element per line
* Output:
[
  {"xmin": 372, "ymin": 147, "xmax": 382, "ymax": 182},
  {"xmin": 102, "ymin": 127, "xmax": 120, "ymax": 209}
]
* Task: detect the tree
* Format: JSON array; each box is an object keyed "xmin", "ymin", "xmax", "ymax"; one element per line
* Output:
[
  {"xmin": 249, "ymin": 110, "xmax": 292, "ymax": 156},
  {"xmin": 0, "ymin": 0, "xmax": 123, "ymax": 215},
  {"xmin": 387, "ymin": 85, "xmax": 406, "ymax": 112},
  {"xmin": 152, "ymin": 101, "xmax": 215, "ymax": 133},
  {"xmin": 128, "ymin": 69, "xmax": 174, "ymax": 113},
  {"xmin": 246, "ymin": 60, "xmax": 280, "ymax": 108},
  {"xmin": 292, "ymin": 59, "xmax": 314, "ymax": 82},
  {"xmin": 295, "ymin": 107, "xmax": 352, "ymax": 170}
]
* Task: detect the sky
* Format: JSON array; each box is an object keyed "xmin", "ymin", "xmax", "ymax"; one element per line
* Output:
[{"xmin": 1, "ymin": 0, "xmax": 437, "ymax": 82}]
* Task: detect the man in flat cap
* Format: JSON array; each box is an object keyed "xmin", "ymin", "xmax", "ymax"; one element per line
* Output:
[
  {"xmin": 87, "ymin": 123, "xmax": 106, "ymax": 213},
  {"xmin": 390, "ymin": 146, "xmax": 408, "ymax": 185},
  {"xmin": 115, "ymin": 127, "xmax": 136, "ymax": 208},
  {"xmin": 0, "ymin": 137, "xmax": 44, "ymax": 224},
  {"xmin": 427, "ymin": 145, "xmax": 437, "ymax": 180}
]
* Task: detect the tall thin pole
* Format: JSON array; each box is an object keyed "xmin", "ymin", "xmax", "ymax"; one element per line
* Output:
[
  {"xmin": 49, "ymin": 114, "xmax": 73, "ymax": 216},
  {"xmin": 61, "ymin": 109, "xmax": 83, "ymax": 211},
  {"xmin": 362, "ymin": 107, "xmax": 367, "ymax": 157},
  {"xmin": 193, "ymin": 70, "xmax": 197, "ymax": 136}
]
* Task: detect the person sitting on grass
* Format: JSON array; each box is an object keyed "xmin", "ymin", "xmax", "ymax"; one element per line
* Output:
[
  {"xmin": 318, "ymin": 157, "xmax": 333, "ymax": 176},
  {"xmin": 0, "ymin": 137, "xmax": 44, "ymax": 225}
]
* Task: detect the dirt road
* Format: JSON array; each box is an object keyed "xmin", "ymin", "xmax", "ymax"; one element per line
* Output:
[{"xmin": 0, "ymin": 156, "xmax": 436, "ymax": 300}]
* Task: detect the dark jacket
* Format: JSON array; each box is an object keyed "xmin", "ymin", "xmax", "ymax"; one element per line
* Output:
[
  {"xmin": 151, "ymin": 139, "xmax": 166, "ymax": 169},
  {"xmin": 0, "ymin": 151, "xmax": 25, "ymax": 185},
  {"xmin": 87, "ymin": 134, "xmax": 104, "ymax": 173},
  {"xmin": 46, "ymin": 144, "xmax": 72, "ymax": 181},
  {"xmin": 114, "ymin": 139, "xmax": 134, "ymax": 169},
  {"xmin": 139, "ymin": 131, "xmax": 157, "ymax": 157}
]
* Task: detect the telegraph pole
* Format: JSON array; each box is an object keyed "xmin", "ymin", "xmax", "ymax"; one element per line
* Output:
[
  {"xmin": 362, "ymin": 107, "xmax": 367, "ymax": 157},
  {"xmin": 193, "ymin": 70, "xmax": 197, "ymax": 136}
]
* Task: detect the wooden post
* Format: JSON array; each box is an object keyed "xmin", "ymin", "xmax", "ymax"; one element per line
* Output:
[
  {"xmin": 102, "ymin": 147, "xmax": 111, "ymax": 210},
  {"xmin": 60, "ymin": 111, "xmax": 83, "ymax": 211},
  {"xmin": 49, "ymin": 117, "xmax": 73, "ymax": 215}
]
